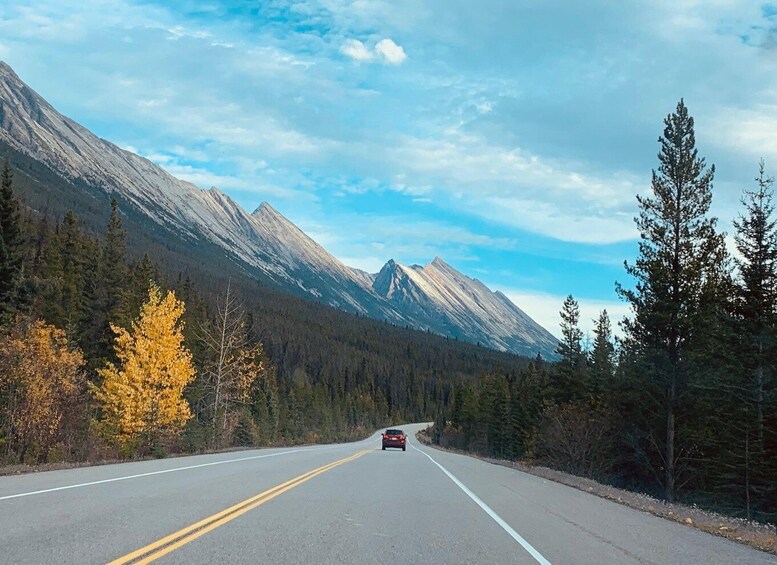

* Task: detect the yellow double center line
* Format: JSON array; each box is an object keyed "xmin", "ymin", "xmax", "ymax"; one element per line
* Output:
[{"xmin": 109, "ymin": 449, "xmax": 372, "ymax": 565}]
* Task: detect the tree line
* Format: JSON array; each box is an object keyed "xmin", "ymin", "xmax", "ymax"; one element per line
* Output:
[{"xmin": 435, "ymin": 100, "xmax": 777, "ymax": 524}]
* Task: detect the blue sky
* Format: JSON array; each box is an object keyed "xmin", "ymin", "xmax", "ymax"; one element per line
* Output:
[{"xmin": 1, "ymin": 1, "xmax": 776, "ymax": 337}]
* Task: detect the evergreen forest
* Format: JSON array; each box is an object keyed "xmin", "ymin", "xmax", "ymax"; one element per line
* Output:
[
  {"xmin": 1, "ymin": 99, "xmax": 776, "ymax": 526},
  {"xmin": 433, "ymin": 100, "xmax": 777, "ymax": 524}
]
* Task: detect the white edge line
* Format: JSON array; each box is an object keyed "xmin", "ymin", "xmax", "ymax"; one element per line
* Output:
[
  {"xmin": 0, "ymin": 442, "xmax": 357, "ymax": 501},
  {"xmin": 410, "ymin": 442, "xmax": 552, "ymax": 565}
]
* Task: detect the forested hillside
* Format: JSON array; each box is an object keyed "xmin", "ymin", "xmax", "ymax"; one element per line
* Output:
[
  {"xmin": 0, "ymin": 156, "xmax": 531, "ymax": 463},
  {"xmin": 432, "ymin": 101, "xmax": 777, "ymax": 525}
]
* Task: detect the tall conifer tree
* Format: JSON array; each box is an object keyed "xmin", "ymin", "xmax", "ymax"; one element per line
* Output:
[
  {"xmin": 0, "ymin": 159, "xmax": 22, "ymax": 313},
  {"xmin": 84, "ymin": 199, "xmax": 129, "ymax": 363},
  {"xmin": 734, "ymin": 161, "xmax": 777, "ymax": 450},
  {"xmin": 553, "ymin": 295, "xmax": 587, "ymax": 403},
  {"xmin": 102, "ymin": 198, "xmax": 128, "ymax": 322},
  {"xmin": 618, "ymin": 99, "xmax": 727, "ymax": 501},
  {"xmin": 589, "ymin": 310, "xmax": 615, "ymax": 400}
]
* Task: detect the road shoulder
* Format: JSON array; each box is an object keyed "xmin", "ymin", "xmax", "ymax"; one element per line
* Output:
[{"xmin": 416, "ymin": 429, "xmax": 777, "ymax": 556}]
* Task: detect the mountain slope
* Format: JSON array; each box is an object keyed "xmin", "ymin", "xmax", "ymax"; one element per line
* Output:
[
  {"xmin": 372, "ymin": 257, "xmax": 558, "ymax": 357},
  {"xmin": 0, "ymin": 60, "xmax": 558, "ymax": 358},
  {"xmin": 0, "ymin": 61, "xmax": 392, "ymax": 319}
]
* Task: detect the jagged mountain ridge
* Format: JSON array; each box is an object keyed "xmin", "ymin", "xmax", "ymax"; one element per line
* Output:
[
  {"xmin": 0, "ymin": 61, "xmax": 559, "ymax": 358},
  {"xmin": 372, "ymin": 257, "xmax": 558, "ymax": 354}
]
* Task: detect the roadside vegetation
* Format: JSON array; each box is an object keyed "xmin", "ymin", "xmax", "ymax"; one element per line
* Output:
[{"xmin": 432, "ymin": 100, "xmax": 777, "ymax": 527}]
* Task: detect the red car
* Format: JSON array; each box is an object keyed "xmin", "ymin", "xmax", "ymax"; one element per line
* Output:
[{"xmin": 382, "ymin": 429, "xmax": 406, "ymax": 451}]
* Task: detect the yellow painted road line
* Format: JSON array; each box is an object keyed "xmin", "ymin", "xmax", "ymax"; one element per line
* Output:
[{"xmin": 108, "ymin": 449, "xmax": 372, "ymax": 565}]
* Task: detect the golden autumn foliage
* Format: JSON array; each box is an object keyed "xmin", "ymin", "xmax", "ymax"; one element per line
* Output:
[
  {"xmin": 92, "ymin": 284, "xmax": 195, "ymax": 454},
  {"xmin": 0, "ymin": 319, "xmax": 85, "ymax": 463}
]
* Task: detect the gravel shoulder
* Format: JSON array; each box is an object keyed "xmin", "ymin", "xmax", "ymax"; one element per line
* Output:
[{"xmin": 416, "ymin": 428, "xmax": 777, "ymax": 556}]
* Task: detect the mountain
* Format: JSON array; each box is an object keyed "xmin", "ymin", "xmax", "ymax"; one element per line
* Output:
[
  {"xmin": 0, "ymin": 61, "xmax": 559, "ymax": 358},
  {"xmin": 372, "ymin": 257, "xmax": 558, "ymax": 355}
]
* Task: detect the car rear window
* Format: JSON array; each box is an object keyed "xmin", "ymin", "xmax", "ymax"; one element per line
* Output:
[{"xmin": 386, "ymin": 429, "xmax": 403, "ymax": 435}]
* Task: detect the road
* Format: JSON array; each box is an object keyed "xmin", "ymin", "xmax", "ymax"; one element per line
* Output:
[{"xmin": 1, "ymin": 423, "xmax": 775, "ymax": 564}]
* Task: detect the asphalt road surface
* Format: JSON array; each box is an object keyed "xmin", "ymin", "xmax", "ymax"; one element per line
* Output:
[{"xmin": 2, "ymin": 423, "xmax": 775, "ymax": 564}]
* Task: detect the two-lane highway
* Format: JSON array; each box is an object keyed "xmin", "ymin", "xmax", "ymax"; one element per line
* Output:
[{"xmin": 2, "ymin": 423, "xmax": 775, "ymax": 564}]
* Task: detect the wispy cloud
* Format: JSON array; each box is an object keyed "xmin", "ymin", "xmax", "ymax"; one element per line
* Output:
[
  {"xmin": 294, "ymin": 213, "xmax": 514, "ymax": 272},
  {"xmin": 2, "ymin": 0, "xmax": 775, "ymax": 320},
  {"xmin": 501, "ymin": 289, "xmax": 631, "ymax": 340},
  {"xmin": 382, "ymin": 131, "xmax": 642, "ymax": 243},
  {"xmin": 707, "ymin": 104, "xmax": 777, "ymax": 161}
]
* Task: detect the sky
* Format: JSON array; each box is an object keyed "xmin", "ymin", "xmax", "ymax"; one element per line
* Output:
[{"xmin": 1, "ymin": 1, "xmax": 777, "ymax": 338}]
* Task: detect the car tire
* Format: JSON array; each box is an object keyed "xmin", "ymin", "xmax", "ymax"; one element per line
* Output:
[{"xmin": 382, "ymin": 446, "xmax": 386, "ymax": 450}]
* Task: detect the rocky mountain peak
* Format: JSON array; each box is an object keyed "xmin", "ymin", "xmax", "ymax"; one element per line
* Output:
[
  {"xmin": 0, "ymin": 61, "xmax": 22, "ymax": 83},
  {"xmin": 252, "ymin": 201, "xmax": 276, "ymax": 216},
  {"xmin": 372, "ymin": 259, "xmax": 402, "ymax": 297}
]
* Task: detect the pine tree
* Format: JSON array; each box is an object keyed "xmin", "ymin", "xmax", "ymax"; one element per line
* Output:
[
  {"xmin": 92, "ymin": 284, "xmax": 195, "ymax": 455},
  {"xmin": 251, "ymin": 361, "xmax": 279, "ymax": 444},
  {"xmin": 589, "ymin": 310, "xmax": 615, "ymax": 400},
  {"xmin": 617, "ymin": 99, "xmax": 727, "ymax": 502},
  {"xmin": 552, "ymin": 295, "xmax": 587, "ymax": 403},
  {"xmin": 733, "ymin": 160, "xmax": 777, "ymax": 450},
  {"xmin": 0, "ymin": 233, "xmax": 10, "ymax": 308},
  {"xmin": 83, "ymin": 199, "xmax": 129, "ymax": 364},
  {"xmin": 52, "ymin": 211, "xmax": 92, "ymax": 337},
  {"xmin": 557, "ymin": 295, "xmax": 583, "ymax": 363},
  {"xmin": 0, "ymin": 159, "xmax": 22, "ymax": 315},
  {"xmin": 122, "ymin": 254, "xmax": 156, "ymax": 326},
  {"xmin": 477, "ymin": 375, "xmax": 509, "ymax": 457},
  {"xmin": 0, "ymin": 159, "xmax": 20, "ymax": 260},
  {"xmin": 721, "ymin": 160, "xmax": 777, "ymax": 518},
  {"xmin": 102, "ymin": 199, "xmax": 128, "ymax": 321}
]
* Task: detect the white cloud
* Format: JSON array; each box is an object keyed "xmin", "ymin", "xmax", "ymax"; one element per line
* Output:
[
  {"xmin": 501, "ymin": 289, "xmax": 631, "ymax": 339},
  {"xmin": 340, "ymin": 38, "xmax": 407, "ymax": 65},
  {"xmin": 7, "ymin": 0, "xmax": 772, "ymax": 280},
  {"xmin": 340, "ymin": 39, "xmax": 373, "ymax": 61},
  {"xmin": 289, "ymin": 212, "xmax": 521, "ymax": 274},
  {"xmin": 375, "ymin": 38, "xmax": 407, "ymax": 65},
  {"xmin": 725, "ymin": 233, "xmax": 745, "ymax": 265},
  {"xmin": 708, "ymin": 104, "xmax": 777, "ymax": 161},
  {"xmin": 164, "ymin": 25, "xmax": 210, "ymax": 41},
  {"xmin": 384, "ymin": 131, "xmax": 642, "ymax": 244},
  {"xmin": 160, "ymin": 163, "xmax": 254, "ymax": 191}
]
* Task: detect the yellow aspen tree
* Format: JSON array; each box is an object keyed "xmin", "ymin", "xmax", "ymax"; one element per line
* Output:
[
  {"xmin": 0, "ymin": 319, "xmax": 85, "ymax": 463},
  {"xmin": 92, "ymin": 284, "xmax": 195, "ymax": 454}
]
